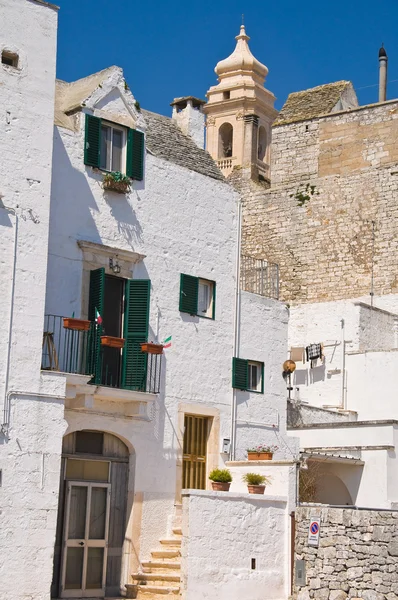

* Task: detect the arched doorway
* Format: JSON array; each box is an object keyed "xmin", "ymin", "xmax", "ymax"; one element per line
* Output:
[
  {"xmin": 218, "ymin": 122, "xmax": 233, "ymax": 158},
  {"xmin": 51, "ymin": 430, "xmax": 130, "ymax": 598}
]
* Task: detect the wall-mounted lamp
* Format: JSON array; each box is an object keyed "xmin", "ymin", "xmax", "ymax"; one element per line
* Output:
[{"xmin": 109, "ymin": 257, "xmax": 121, "ymax": 274}]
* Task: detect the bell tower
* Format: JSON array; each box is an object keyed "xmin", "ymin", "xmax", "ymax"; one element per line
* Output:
[{"xmin": 204, "ymin": 25, "xmax": 278, "ymax": 181}]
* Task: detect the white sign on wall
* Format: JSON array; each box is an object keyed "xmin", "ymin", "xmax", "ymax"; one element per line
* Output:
[{"xmin": 307, "ymin": 518, "xmax": 321, "ymax": 547}]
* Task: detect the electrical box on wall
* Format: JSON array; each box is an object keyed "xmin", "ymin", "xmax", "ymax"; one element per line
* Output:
[{"xmin": 222, "ymin": 438, "xmax": 230, "ymax": 454}]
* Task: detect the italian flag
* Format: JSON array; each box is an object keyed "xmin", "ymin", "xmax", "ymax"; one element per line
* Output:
[
  {"xmin": 95, "ymin": 308, "xmax": 103, "ymax": 325},
  {"xmin": 163, "ymin": 335, "xmax": 172, "ymax": 349}
]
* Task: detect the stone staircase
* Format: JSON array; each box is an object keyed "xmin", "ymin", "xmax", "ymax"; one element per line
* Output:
[{"xmin": 127, "ymin": 523, "xmax": 182, "ymax": 600}]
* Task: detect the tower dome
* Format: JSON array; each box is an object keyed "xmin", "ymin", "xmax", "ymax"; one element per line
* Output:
[{"xmin": 215, "ymin": 25, "xmax": 268, "ymax": 83}]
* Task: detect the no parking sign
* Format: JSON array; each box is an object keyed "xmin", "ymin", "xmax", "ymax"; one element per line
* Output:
[{"xmin": 308, "ymin": 518, "xmax": 321, "ymax": 547}]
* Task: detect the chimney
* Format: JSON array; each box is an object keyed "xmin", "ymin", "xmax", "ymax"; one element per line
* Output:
[
  {"xmin": 378, "ymin": 44, "xmax": 388, "ymax": 102},
  {"xmin": 171, "ymin": 96, "xmax": 206, "ymax": 149}
]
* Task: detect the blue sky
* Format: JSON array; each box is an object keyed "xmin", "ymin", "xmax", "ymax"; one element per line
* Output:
[{"xmin": 56, "ymin": 0, "xmax": 397, "ymax": 117}]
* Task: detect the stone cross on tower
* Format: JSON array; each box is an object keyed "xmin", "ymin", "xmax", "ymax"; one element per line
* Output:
[{"xmin": 204, "ymin": 25, "xmax": 278, "ymax": 181}]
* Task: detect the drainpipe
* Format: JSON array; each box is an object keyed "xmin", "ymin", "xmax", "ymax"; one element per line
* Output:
[
  {"xmin": 2, "ymin": 390, "xmax": 65, "ymax": 439},
  {"xmin": 340, "ymin": 318, "xmax": 346, "ymax": 410},
  {"xmin": 1, "ymin": 203, "xmax": 18, "ymax": 429},
  {"xmin": 230, "ymin": 198, "xmax": 242, "ymax": 461}
]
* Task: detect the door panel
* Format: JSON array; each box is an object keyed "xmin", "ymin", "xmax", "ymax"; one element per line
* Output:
[
  {"xmin": 61, "ymin": 482, "xmax": 110, "ymax": 598},
  {"xmin": 183, "ymin": 415, "xmax": 208, "ymax": 490}
]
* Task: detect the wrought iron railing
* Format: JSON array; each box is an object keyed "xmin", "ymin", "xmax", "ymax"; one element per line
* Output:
[
  {"xmin": 42, "ymin": 314, "xmax": 161, "ymax": 394},
  {"xmin": 240, "ymin": 255, "xmax": 279, "ymax": 300}
]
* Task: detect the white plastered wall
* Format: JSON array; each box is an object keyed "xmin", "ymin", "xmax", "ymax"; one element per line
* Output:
[
  {"xmin": 0, "ymin": 3, "xmax": 62, "ymax": 599},
  {"xmin": 46, "ymin": 87, "xmax": 296, "ymax": 569},
  {"xmin": 181, "ymin": 490, "xmax": 289, "ymax": 600}
]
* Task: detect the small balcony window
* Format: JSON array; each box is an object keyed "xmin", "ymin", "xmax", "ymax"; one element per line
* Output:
[{"xmin": 100, "ymin": 123, "xmax": 126, "ymax": 173}]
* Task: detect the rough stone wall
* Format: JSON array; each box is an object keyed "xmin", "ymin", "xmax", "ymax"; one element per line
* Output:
[
  {"xmin": 295, "ymin": 506, "xmax": 398, "ymax": 600},
  {"xmin": 287, "ymin": 401, "xmax": 350, "ymax": 427},
  {"xmin": 240, "ymin": 101, "xmax": 398, "ymax": 304}
]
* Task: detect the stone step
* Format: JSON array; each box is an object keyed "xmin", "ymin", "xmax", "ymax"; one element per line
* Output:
[
  {"xmin": 151, "ymin": 549, "xmax": 181, "ymax": 560},
  {"xmin": 172, "ymin": 527, "xmax": 182, "ymax": 536},
  {"xmin": 142, "ymin": 561, "xmax": 181, "ymax": 572},
  {"xmin": 133, "ymin": 573, "xmax": 180, "ymax": 585},
  {"xmin": 126, "ymin": 583, "xmax": 179, "ymax": 600},
  {"xmin": 137, "ymin": 584, "xmax": 180, "ymax": 595},
  {"xmin": 159, "ymin": 538, "xmax": 181, "ymax": 547}
]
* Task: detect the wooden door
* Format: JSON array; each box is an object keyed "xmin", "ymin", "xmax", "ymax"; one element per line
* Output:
[
  {"xmin": 183, "ymin": 415, "xmax": 208, "ymax": 490},
  {"xmin": 60, "ymin": 482, "xmax": 110, "ymax": 598}
]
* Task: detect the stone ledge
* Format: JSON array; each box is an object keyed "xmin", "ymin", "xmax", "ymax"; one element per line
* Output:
[
  {"xmin": 289, "ymin": 419, "xmax": 398, "ymax": 430},
  {"xmin": 181, "ymin": 489, "xmax": 287, "ymax": 503}
]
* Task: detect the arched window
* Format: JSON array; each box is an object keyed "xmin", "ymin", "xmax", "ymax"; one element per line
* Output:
[
  {"xmin": 258, "ymin": 126, "xmax": 267, "ymax": 161},
  {"xmin": 218, "ymin": 122, "xmax": 233, "ymax": 158}
]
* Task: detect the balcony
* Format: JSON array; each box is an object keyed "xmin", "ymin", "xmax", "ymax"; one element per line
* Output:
[
  {"xmin": 42, "ymin": 314, "xmax": 162, "ymax": 395},
  {"xmin": 240, "ymin": 255, "xmax": 279, "ymax": 300}
]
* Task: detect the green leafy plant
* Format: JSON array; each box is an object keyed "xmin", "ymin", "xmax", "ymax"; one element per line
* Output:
[
  {"xmin": 103, "ymin": 171, "xmax": 131, "ymax": 193},
  {"xmin": 247, "ymin": 444, "xmax": 278, "ymax": 453},
  {"xmin": 134, "ymin": 100, "xmax": 141, "ymax": 112},
  {"xmin": 209, "ymin": 468, "xmax": 232, "ymax": 483},
  {"xmin": 290, "ymin": 183, "xmax": 320, "ymax": 207},
  {"xmin": 242, "ymin": 472, "xmax": 271, "ymax": 486}
]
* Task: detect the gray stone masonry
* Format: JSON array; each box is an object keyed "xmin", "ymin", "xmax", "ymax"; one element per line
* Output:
[{"xmin": 295, "ymin": 506, "xmax": 398, "ymax": 600}]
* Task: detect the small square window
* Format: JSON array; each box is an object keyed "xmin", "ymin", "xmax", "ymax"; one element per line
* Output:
[
  {"xmin": 223, "ymin": 91, "xmax": 230, "ymax": 100},
  {"xmin": 1, "ymin": 51, "xmax": 18, "ymax": 68},
  {"xmin": 247, "ymin": 361, "xmax": 263, "ymax": 392},
  {"xmin": 75, "ymin": 431, "xmax": 104, "ymax": 455},
  {"xmin": 100, "ymin": 123, "xmax": 126, "ymax": 172},
  {"xmin": 198, "ymin": 279, "xmax": 214, "ymax": 319}
]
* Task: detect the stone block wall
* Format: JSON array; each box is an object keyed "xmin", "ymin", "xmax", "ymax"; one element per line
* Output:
[
  {"xmin": 238, "ymin": 100, "xmax": 398, "ymax": 303},
  {"xmin": 295, "ymin": 506, "xmax": 398, "ymax": 600}
]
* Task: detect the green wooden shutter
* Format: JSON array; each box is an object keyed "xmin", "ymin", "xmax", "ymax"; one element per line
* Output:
[
  {"xmin": 122, "ymin": 279, "xmax": 151, "ymax": 391},
  {"xmin": 84, "ymin": 114, "xmax": 101, "ymax": 168},
  {"xmin": 179, "ymin": 274, "xmax": 198, "ymax": 315},
  {"xmin": 232, "ymin": 357, "xmax": 248, "ymax": 390},
  {"xmin": 87, "ymin": 268, "xmax": 105, "ymax": 384},
  {"xmin": 126, "ymin": 129, "xmax": 145, "ymax": 180}
]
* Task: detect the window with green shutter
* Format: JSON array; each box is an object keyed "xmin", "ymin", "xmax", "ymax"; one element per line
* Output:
[
  {"xmin": 84, "ymin": 114, "xmax": 101, "ymax": 168},
  {"xmin": 84, "ymin": 114, "xmax": 145, "ymax": 180},
  {"xmin": 126, "ymin": 129, "xmax": 145, "ymax": 180},
  {"xmin": 232, "ymin": 358, "xmax": 264, "ymax": 393},
  {"xmin": 121, "ymin": 279, "xmax": 151, "ymax": 391},
  {"xmin": 179, "ymin": 274, "xmax": 216, "ymax": 319}
]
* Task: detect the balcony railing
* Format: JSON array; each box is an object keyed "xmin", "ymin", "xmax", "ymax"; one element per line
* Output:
[
  {"xmin": 42, "ymin": 314, "xmax": 161, "ymax": 394},
  {"xmin": 240, "ymin": 255, "xmax": 279, "ymax": 300}
]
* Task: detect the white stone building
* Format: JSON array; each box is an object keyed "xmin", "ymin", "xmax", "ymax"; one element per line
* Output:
[
  {"xmin": 0, "ymin": 3, "xmax": 297, "ymax": 599},
  {"xmin": 204, "ymin": 25, "xmax": 398, "ymax": 513}
]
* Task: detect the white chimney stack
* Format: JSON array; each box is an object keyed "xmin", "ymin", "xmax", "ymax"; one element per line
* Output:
[
  {"xmin": 171, "ymin": 96, "xmax": 206, "ymax": 149},
  {"xmin": 378, "ymin": 44, "xmax": 388, "ymax": 103}
]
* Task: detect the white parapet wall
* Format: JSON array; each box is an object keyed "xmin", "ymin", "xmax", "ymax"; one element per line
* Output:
[{"xmin": 181, "ymin": 489, "xmax": 290, "ymax": 600}]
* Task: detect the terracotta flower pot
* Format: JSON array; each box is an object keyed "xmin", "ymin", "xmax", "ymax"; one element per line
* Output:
[
  {"xmin": 140, "ymin": 342, "xmax": 164, "ymax": 355},
  {"xmin": 247, "ymin": 452, "xmax": 273, "ymax": 461},
  {"xmin": 211, "ymin": 481, "xmax": 231, "ymax": 492},
  {"xmin": 103, "ymin": 178, "xmax": 130, "ymax": 194},
  {"xmin": 247, "ymin": 484, "xmax": 266, "ymax": 495},
  {"xmin": 100, "ymin": 336, "xmax": 125, "ymax": 349},
  {"xmin": 63, "ymin": 317, "xmax": 91, "ymax": 331}
]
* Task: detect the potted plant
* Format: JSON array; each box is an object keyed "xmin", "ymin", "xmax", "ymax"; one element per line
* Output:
[
  {"xmin": 103, "ymin": 171, "xmax": 131, "ymax": 194},
  {"xmin": 63, "ymin": 317, "xmax": 91, "ymax": 331},
  {"xmin": 101, "ymin": 336, "xmax": 125, "ymax": 349},
  {"xmin": 209, "ymin": 468, "xmax": 232, "ymax": 492},
  {"xmin": 242, "ymin": 472, "xmax": 271, "ymax": 494},
  {"xmin": 141, "ymin": 342, "xmax": 164, "ymax": 355},
  {"xmin": 247, "ymin": 445, "xmax": 278, "ymax": 461}
]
